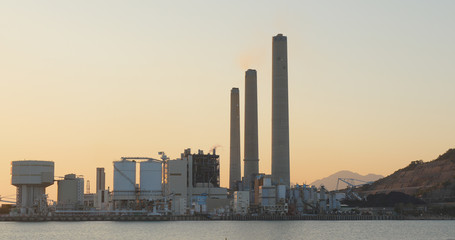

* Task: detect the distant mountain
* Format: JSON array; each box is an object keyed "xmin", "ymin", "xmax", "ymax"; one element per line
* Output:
[
  {"xmin": 362, "ymin": 149, "xmax": 455, "ymax": 203},
  {"xmin": 310, "ymin": 170, "xmax": 383, "ymax": 191}
]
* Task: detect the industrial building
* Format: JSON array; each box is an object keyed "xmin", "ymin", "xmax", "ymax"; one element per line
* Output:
[
  {"xmin": 233, "ymin": 191, "xmax": 249, "ymax": 215},
  {"xmin": 287, "ymin": 184, "xmax": 341, "ymax": 215},
  {"xmin": 166, "ymin": 149, "xmax": 228, "ymax": 215},
  {"xmin": 250, "ymin": 174, "xmax": 288, "ymax": 215},
  {"xmin": 7, "ymin": 152, "xmax": 341, "ymax": 217},
  {"xmin": 95, "ymin": 167, "xmax": 109, "ymax": 210},
  {"xmin": 57, "ymin": 174, "xmax": 84, "ymax": 210},
  {"xmin": 83, "ymin": 193, "xmax": 95, "ymax": 209},
  {"xmin": 166, "ymin": 156, "xmax": 187, "ymax": 215},
  {"xmin": 11, "ymin": 160, "xmax": 54, "ymax": 215}
]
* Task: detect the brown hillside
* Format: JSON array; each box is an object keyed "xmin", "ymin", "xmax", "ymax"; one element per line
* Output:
[{"xmin": 363, "ymin": 149, "xmax": 455, "ymax": 202}]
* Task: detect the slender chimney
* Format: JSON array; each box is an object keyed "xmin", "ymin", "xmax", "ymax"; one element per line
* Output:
[
  {"xmin": 230, "ymin": 88, "xmax": 241, "ymax": 190},
  {"xmin": 271, "ymin": 34, "xmax": 290, "ymax": 187},
  {"xmin": 96, "ymin": 167, "xmax": 105, "ymax": 193},
  {"xmin": 244, "ymin": 69, "xmax": 259, "ymax": 187}
]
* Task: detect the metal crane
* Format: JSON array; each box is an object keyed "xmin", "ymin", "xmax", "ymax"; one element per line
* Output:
[
  {"xmin": 158, "ymin": 152, "xmax": 170, "ymax": 197},
  {"xmin": 336, "ymin": 178, "xmax": 373, "ymax": 201}
]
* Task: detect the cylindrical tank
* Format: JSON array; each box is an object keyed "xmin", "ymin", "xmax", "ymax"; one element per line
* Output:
[
  {"xmin": 277, "ymin": 185, "xmax": 286, "ymax": 201},
  {"xmin": 140, "ymin": 160, "xmax": 162, "ymax": 196},
  {"xmin": 113, "ymin": 160, "xmax": 136, "ymax": 194}
]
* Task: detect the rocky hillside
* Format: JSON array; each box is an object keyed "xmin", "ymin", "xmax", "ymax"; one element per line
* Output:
[{"xmin": 363, "ymin": 149, "xmax": 455, "ymax": 203}]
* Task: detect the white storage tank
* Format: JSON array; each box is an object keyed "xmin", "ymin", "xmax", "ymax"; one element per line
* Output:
[
  {"xmin": 113, "ymin": 160, "xmax": 136, "ymax": 199},
  {"xmin": 140, "ymin": 160, "xmax": 162, "ymax": 198}
]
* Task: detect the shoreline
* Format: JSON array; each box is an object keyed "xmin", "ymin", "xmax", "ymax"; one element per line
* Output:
[{"xmin": 0, "ymin": 214, "xmax": 453, "ymax": 222}]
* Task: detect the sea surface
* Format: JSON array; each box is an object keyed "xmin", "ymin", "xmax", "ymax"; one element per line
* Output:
[{"xmin": 0, "ymin": 220, "xmax": 454, "ymax": 240}]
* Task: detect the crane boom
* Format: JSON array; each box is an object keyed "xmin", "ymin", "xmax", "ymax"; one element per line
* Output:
[
  {"xmin": 120, "ymin": 157, "xmax": 160, "ymax": 161},
  {"xmin": 336, "ymin": 178, "xmax": 373, "ymax": 190},
  {"xmin": 0, "ymin": 196, "xmax": 16, "ymax": 204}
]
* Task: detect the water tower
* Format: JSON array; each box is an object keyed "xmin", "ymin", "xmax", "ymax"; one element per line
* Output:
[{"xmin": 11, "ymin": 160, "xmax": 54, "ymax": 214}]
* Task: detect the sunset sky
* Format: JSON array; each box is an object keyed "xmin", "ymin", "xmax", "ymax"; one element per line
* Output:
[{"xmin": 1, "ymin": 1, "xmax": 455, "ymax": 201}]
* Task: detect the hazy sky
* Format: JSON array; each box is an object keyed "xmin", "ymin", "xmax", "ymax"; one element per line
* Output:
[{"xmin": 1, "ymin": 1, "xmax": 455, "ymax": 201}]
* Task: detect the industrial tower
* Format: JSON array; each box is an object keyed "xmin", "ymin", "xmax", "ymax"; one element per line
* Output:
[
  {"xmin": 230, "ymin": 87, "xmax": 241, "ymax": 190},
  {"xmin": 244, "ymin": 69, "xmax": 259, "ymax": 187},
  {"xmin": 271, "ymin": 34, "xmax": 290, "ymax": 187}
]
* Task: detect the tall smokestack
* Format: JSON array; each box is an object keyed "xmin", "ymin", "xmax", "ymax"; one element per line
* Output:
[
  {"xmin": 230, "ymin": 87, "xmax": 241, "ymax": 190},
  {"xmin": 96, "ymin": 167, "xmax": 105, "ymax": 193},
  {"xmin": 272, "ymin": 34, "xmax": 290, "ymax": 187},
  {"xmin": 244, "ymin": 69, "xmax": 259, "ymax": 187}
]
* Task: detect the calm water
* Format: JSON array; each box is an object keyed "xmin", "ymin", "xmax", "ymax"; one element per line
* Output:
[{"xmin": 0, "ymin": 220, "xmax": 454, "ymax": 240}]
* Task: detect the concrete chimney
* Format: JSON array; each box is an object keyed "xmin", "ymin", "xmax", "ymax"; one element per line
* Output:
[
  {"xmin": 244, "ymin": 69, "xmax": 259, "ymax": 187},
  {"xmin": 230, "ymin": 87, "xmax": 241, "ymax": 190},
  {"xmin": 271, "ymin": 34, "xmax": 290, "ymax": 187}
]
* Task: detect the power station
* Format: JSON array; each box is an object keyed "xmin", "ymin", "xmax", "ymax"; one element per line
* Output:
[{"xmin": 3, "ymin": 33, "xmax": 335, "ymax": 220}]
